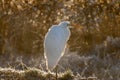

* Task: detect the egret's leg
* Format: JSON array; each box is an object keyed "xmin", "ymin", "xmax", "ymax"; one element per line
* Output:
[
  {"xmin": 55, "ymin": 65, "xmax": 58, "ymax": 80},
  {"xmin": 49, "ymin": 75, "xmax": 51, "ymax": 80},
  {"xmin": 48, "ymin": 70, "xmax": 51, "ymax": 80}
]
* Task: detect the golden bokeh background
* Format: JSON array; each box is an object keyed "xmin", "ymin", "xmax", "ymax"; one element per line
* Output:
[{"xmin": 0, "ymin": 0, "xmax": 119, "ymax": 56}]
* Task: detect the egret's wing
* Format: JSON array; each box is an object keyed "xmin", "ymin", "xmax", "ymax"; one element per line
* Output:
[{"xmin": 44, "ymin": 25, "xmax": 70, "ymax": 55}]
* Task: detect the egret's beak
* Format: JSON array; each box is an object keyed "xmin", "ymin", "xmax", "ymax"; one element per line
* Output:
[
  {"xmin": 68, "ymin": 24, "xmax": 72, "ymax": 28},
  {"xmin": 71, "ymin": 23, "xmax": 81, "ymax": 29}
]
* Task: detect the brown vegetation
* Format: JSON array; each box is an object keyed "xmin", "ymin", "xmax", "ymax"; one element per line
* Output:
[{"xmin": 0, "ymin": 0, "xmax": 120, "ymax": 55}]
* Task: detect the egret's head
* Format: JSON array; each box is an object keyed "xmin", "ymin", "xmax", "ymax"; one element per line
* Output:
[
  {"xmin": 59, "ymin": 21, "xmax": 70, "ymax": 28},
  {"xmin": 59, "ymin": 21, "xmax": 81, "ymax": 29}
]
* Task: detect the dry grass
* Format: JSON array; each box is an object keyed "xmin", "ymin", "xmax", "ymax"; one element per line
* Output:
[
  {"xmin": 0, "ymin": 53, "xmax": 120, "ymax": 80},
  {"xmin": 0, "ymin": 66, "xmax": 97, "ymax": 80},
  {"xmin": 0, "ymin": 67, "xmax": 74, "ymax": 80}
]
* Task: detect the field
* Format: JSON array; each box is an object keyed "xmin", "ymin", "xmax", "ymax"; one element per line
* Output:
[{"xmin": 0, "ymin": 0, "xmax": 120, "ymax": 80}]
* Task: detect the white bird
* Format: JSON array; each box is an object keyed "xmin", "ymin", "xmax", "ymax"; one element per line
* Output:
[{"xmin": 44, "ymin": 21, "xmax": 71, "ymax": 71}]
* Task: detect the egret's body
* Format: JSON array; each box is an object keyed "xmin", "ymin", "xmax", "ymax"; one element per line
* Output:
[{"xmin": 44, "ymin": 21, "xmax": 71, "ymax": 71}]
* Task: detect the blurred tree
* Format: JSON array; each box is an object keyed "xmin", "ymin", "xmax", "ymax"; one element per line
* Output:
[{"xmin": 0, "ymin": 0, "xmax": 119, "ymax": 56}]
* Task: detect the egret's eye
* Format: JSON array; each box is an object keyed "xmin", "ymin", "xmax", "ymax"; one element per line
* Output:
[{"xmin": 67, "ymin": 24, "xmax": 70, "ymax": 26}]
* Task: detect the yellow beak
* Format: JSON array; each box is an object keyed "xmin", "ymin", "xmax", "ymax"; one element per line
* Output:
[{"xmin": 71, "ymin": 23, "xmax": 81, "ymax": 29}]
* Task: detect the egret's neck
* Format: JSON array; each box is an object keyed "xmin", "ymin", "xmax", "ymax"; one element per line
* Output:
[{"xmin": 59, "ymin": 24, "xmax": 68, "ymax": 28}]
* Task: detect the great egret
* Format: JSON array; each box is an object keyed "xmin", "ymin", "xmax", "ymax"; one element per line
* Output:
[{"xmin": 44, "ymin": 21, "xmax": 72, "ymax": 79}]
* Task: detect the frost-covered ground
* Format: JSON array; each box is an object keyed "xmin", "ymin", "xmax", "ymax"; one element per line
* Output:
[{"xmin": 0, "ymin": 52, "xmax": 120, "ymax": 80}]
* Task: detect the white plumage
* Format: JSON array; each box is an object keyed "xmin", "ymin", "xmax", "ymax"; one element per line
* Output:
[{"xmin": 44, "ymin": 21, "xmax": 71, "ymax": 71}]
